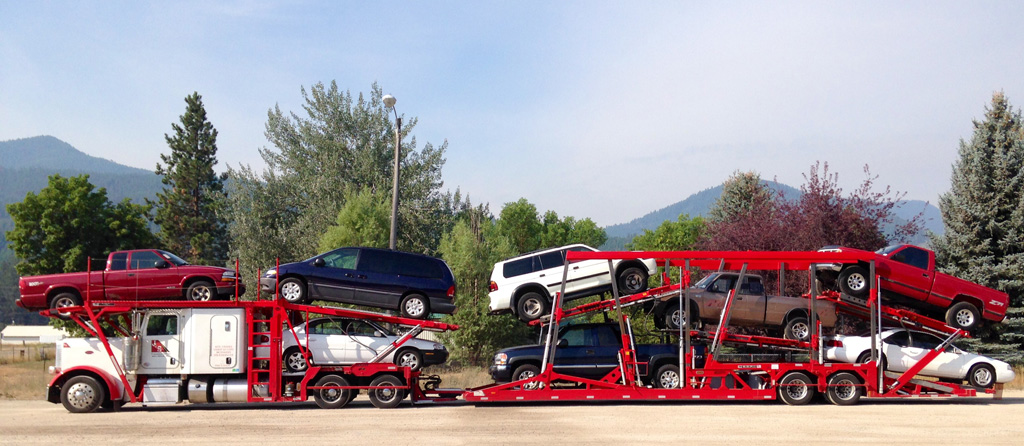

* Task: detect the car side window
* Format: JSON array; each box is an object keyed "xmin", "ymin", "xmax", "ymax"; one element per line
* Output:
[
  {"xmin": 594, "ymin": 326, "xmax": 620, "ymax": 346},
  {"xmin": 710, "ymin": 277, "xmax": 735, "ymax": 293},
  {"xmin": 503, "ymin": 256, "xmax": 540, "ymax": 278},
  {"xmin": 537, "ymin": 251, "xmax": 565, "ymax": 270},
  {"xmin": 146, "ymin": 315, "xmax": 178, "ymax": 336},
  {"xmin": 322, "ymin": 248, "xmax": 358, "ymax": 269},
  {"xmin": 129, "ymin": 251, "xmax": 163, "ymax": 270},
  {"xmin": 560, "ymin": 327, "xmax": 591, "ymax": 347},
  {"xmin": 394, "ymin": 255, "xmax": 443, "ymax": 279},
  {"xmin": 883, "ymin": 331, "xmax": 911, "ymax": 347},
  {"xmin": 108, "ymin": 253, "xmax": 128, "ymax": 271},
  {"xmin": 892, "ymin": 247, "xmax": 929, "ymax": 270},
  {"xmin": 910, "ymin": 333, "xmax": 942, "ymax": 350},
  {"xmin": 740, "ymin": 277, "xmax": 762, "ymax": 295},
  {"xmin": 345, "ymin": 321, "xmax": 378, "ymax": 337},
  {"xmin": 358, "ymin": 250, "xmax": 394, "ymax": 274},
  {"xmin": 310, "ymin": 319, "xmax": 345, "ymax": 335}
]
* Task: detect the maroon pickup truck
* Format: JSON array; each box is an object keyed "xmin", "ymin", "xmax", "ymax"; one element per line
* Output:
[
  {"xmin": 819, "ymin": 244, "xmax": 1008, "ymax": 331},
  {"xmin": 16, "ymin": 249, "xmax": 244, "ymax": 313}
]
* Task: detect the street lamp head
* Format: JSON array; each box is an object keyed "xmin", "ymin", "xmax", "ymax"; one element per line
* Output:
[{"xmin": 383, "ymin": 94, "xmax": 397, "ymax": 109}]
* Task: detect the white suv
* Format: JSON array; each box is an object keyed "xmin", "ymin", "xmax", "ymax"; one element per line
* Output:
[{"xmin": 487, "ymin": 244, "xmax": 657, "ymax": 322}]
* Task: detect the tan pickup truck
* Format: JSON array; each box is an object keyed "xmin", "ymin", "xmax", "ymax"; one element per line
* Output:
[{"xmin": 651, "ymin": 272, "xmax": 837, "ymax": 341}]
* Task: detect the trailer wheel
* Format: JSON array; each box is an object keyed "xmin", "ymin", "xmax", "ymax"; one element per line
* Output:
[
  {"xmin": 516, "ymin": 292, "xmax": 549, "ymax": 323},
  {"xmin": 825, "ymin": 372, "xmax": 862, "ymax": 406},
  {"xmin": 186, "ymin": 280, "xmax": 216, "ymax": 301},
  {"xmin": 400, "ymin": 294, "xmax": 430, "ymax": 319},
  {"xmin": 617, "ymin": 266, "xmax": 649, "ymax": 295},
  {"xmin": 653, "ymin": 364, "xmax": 681, "ymax": 389},
  {"xmin": 60, "ymin": 375, "xmax": 105, "ymax": 413},
  {"xmin": 838, "ymin": 265, "xmax": 869, "ymax": 298},
  {"xmin": 50, "ymin": 292, "xmax": 83, "ymax": 320},
  {"xmin": 967, "ymin": 363, "xmax": 996, "ymax": 388},
  {"xmin": 395, "ymin": 349, "xmax": 423, "ymax": 371},
  {"xmin": 946, "ymin": 302, "xmax": 980, "ymax": 331},
  {"xmin": 777, "ymin": 372, "xmax": 815, "ymax": 406},
  {"xmin": 284, "ymin": 347, "xmax": 309, "ymax": 373},
  {"xmin": 278, "ymin": 278, "xmax": 308, "ymax": 304},
  {"xmin": 368, "ymin": 375, "xmax": 406, "ymax": 409},
  {"xmin": 312, "ymin": 374, "xmax": 352, "ymax": 409},
  {"xmin": 783, "ymin": 317, "xmax": 810, "ymax": 341},
  {"xmin": 512, "ymin": 364, "xmax": 542, "ymax": 390}
]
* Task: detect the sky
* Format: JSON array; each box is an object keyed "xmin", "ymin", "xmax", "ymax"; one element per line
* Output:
[{"xmin": 2, "ymin": 1, "xmax": 1023, "ymax": 227}]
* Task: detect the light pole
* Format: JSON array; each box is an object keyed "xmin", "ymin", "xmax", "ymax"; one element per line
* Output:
[{"xmin": 383, "ymin": 94, "xmax": 401, "ymax": 250}]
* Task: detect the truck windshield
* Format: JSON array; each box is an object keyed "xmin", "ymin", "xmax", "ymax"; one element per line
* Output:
[
  {"xmin": 158, "ymin": 250, "xmax": 189, "ymax": 266},
  {"xmin": 693, "ymin": 274, "xmax": 717, "ymax": 288},
  {"xmin": 875, "ymin": 245, "xmax": 902, "ymax": 256}
]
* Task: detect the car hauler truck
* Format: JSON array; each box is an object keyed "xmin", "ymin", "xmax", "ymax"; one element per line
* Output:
[
  {"xmin": 465, "ymin": 250, "xmax": 1005, "ymax": 405},
  {"xmin": 45, "ymin": 297, "xmax": 459, "ymax": 413}
]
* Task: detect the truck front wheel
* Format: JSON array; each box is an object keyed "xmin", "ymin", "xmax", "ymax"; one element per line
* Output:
[
  {"xmin": 186, "ymin": 281, "xmax": 216, "ymax": 301},
  {"xmin": 50, "ymin": 292, "xmax": 83, "ymax": 320},
  {"xmin": 60, "ymin": 376, "xmax": 106, "ymax": 413},
  {"xmin": 838, "ymin": 266, "xmax": 870, "ymax": 298},
  {"xmin": 946, "ymin": 302, "xmax": 981, "ymax": 331}
]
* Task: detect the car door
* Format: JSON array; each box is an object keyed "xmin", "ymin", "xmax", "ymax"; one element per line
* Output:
[
  {"xmin": 101, "ymin": 252, "xmax": 133, "ymax": 300},
  {"xmin": 565, "ymin": 246, "xmax": 610, "ymax": 295},
  {"xmin": 306, "ymin": 248, "xmax": 360, "ymax": 302},
  {"xmin": 343, "ymin": 320, "xmax": 392, "ymax": 362},
  {"xmin": 536, "ymin": 250, "xmax": 570, "ymax": 296},
  {"xmin": 304, "ymin": 319, "xmax": 351, "ymax": 365},
  {"xmin": 129, "ymin": 250, "xmax": 181, "ymax": 300},
  {"xmin": 882, "ymin": 246, "xmax": 934, "ymax": 301},
  {"xmin": 701, "ymin": 275, "xmax": 737, "ymax": 322},
  {"xmin": 730, "ymin": 277, "xmax": 765, "ymax": 325},
  {"xmin": 906, "ymin": 332, "xmax": 965, "ymax": 380},
  {"xmin": 881, "ymin": 330, "xmax": 912, "ymax": 372},
  {"xmin": 502, "ymin": 254, "xmax": 543, "ymax": 295},
  {"xmin": 350, "ymin": 250, "xmax": 405, "ymax": 309}
]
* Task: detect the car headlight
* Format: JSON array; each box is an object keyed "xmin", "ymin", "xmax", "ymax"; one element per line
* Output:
[
  {"xmin": 494, "ymin": 352, "xmax": 508, "ymax": 366},
  {"xmin": 264, "ymin": 268, "xmax": 277, "ymax": 277},
  {"xmin": 433, "ymin": 343, "xmax": 445, "ymax": 350},
  {"xmin": 221, "ymin": 271, "xmax": 237, "ymax": 280}
]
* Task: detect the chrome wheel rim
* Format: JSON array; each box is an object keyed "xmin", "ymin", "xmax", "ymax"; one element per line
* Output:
[
  {"xmin": 833, "ymin": 378, "xmax": 856, "ymax": 401},
  {"xmin": 404, "ymin": 298, "xmax": 426, "ymax": 318},
  {"xmin": 659, "ymin": 370, "xmax": 680, "ymax": 389},
  {"xmin": 398, "ymin": 352, "xmax": 420, "ymax": 369},
  {"xmin": 517, "ymin": 369, "xmax": 539, "ymax": 390},
  {"xmin": 846, "ymin": 273, "xmax": 866, "ymax": 291},
  {"xmin": 670, "ymin": 309, "xmax": 681, "ymax": 328},
  {"xmin": 785, "ymin": 378, "xmax": 809, "ymax": 399},
  {"xmin": 622, "ymin": 272, "xmax": 644, "ymax": 292},
  {"xmin": 791, "ymin": 322, "xmax": 810, "ymax": 340},
  {"xmin": 190, "ymin": 285, "xmax": 213, "ymax": 301},
  {"xmin": 66, "ymin": 382, "xmax": 96, "ymax": 410},
  {"xmin": 956, "ymin": 308, "xmax": 975, "ymax": 327},
  {"xmin": 286, "ymin": 351, "xmax": 308, "ymax": 372},
  {"xmin": 281, "ymin": 282, "xmax": 302, "ymax": 302},
  {"xmin": 973, "ymin": 368, "xmax": 993, "ymax": 387},
  {"xmin": 522, "ymin": 298, "xmax": 543, "ymax": 318}
]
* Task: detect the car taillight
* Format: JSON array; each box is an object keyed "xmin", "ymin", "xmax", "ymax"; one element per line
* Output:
[
  {"xmin": 489, "ymin": 281, "xmax": 498, "ymax": 292},
  {"xmin": 826, "ymin": 340, "xmax": 843, "ymax": 348},
  {"xmin": 447, "ymin": 286, "xmax": 456, "ymax": 298}
]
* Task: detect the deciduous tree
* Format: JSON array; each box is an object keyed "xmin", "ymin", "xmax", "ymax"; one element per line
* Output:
[{"xmin": 318, "ymin": 188, "xmax": 390, "ymax": 251}]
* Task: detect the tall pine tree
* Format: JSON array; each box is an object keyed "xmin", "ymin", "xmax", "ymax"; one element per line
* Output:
[
  {"xmin": 931, "ymin": 92, "xmax": 1024, "ymax": 363},
  {"xmin": 152, "ymin": 92, "xmax": 230, "ymax": 264}
]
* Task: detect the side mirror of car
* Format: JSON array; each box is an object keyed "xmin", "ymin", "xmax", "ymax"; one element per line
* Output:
[
  {"xmin": 313, "ymin": 258, "xmax": 325, "ymax": 267},
  {"xmin": 557, "ymin": 338, "xmax": 568, "ymax": 348},
  {"xmin": 155, "ymin": 260, "xmax": 169, "ymax": 269},
  {"xmin": 747, "ymin": 282, "xmax": 764, "ymax": 294},
  {"xmin": 374, "ymin": 330, "xmax": 385, "ymax": 338}
]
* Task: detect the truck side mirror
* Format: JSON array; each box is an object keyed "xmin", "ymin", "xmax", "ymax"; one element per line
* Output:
[
  {"xmin": 313, "ymin": 258, "xmax": 325, "ymax": 267},
  {"xmin": 557, "ymin": 338, "xmax": 568, "ymax": 348}
]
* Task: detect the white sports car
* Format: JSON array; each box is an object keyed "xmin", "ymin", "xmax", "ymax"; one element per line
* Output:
[
  {"xmin": 259, "ymin": 317, "xmax": 448, "ymax": 372},
  {"xmin": 825, "ymin": 328, "xmax": 1014, "ymax": 388}
]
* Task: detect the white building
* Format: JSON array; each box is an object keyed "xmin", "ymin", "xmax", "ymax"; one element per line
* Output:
[{"xmin": 0, "ymin": 325, "xmax": 69, "ymax": 344}]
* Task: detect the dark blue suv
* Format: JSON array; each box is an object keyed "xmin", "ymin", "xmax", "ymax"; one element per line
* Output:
[{"xmin": 260, "ymin": 247, "xmax": 457, "ymax": 319}]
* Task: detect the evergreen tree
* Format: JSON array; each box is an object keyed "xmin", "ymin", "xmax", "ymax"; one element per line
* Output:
[
  {"xmin": 152, "ymin": 92, "xmax": 230, "ymax": 264},
  {"xmin": 318, "ymin": 188, "xmax": 390, "ymax": 251},
  {"xmin": 707, "ymin": 171, "xmax": 774, "ymax": 223},
  {"xmin": 931, "ymin": 92, "xmax": 1024, "ymax": 363}
]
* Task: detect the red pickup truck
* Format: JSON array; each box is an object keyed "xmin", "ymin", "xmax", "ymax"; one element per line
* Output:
[
  {"xmin": 16, "ymin": 249, "xmax": 244, "ymax": 313},
  {"xmin": 819, "ymin": 244, "xmax": 1008, "ymax": 331}
]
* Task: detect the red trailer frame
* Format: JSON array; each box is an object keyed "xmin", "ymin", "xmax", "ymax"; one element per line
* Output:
[{"xmin": 465, "ymin": 250, "xmax": 1001, "ymax": 405}]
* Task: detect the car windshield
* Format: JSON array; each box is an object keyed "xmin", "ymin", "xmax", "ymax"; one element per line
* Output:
[
  {"xmin": 158, "ymin": 250, "xmax": 189, "ymax": 266},
  {"xmin": 875, "ymin": 245, "xmax": 902, "ymax": 256}
]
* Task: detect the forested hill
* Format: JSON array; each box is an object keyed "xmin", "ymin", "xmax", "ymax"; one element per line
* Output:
[{"xmin": 1, "ymin": 136, "xmax": 165, "ymax": 327}]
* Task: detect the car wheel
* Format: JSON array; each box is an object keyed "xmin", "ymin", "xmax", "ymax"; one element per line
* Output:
[
  {"xmin": 946, "ymin": 302, "xmax": 981, "ymax": 331},
  {"xmin": 368, "ymin": 374, "xmax": 406, "ymax": 409},
  {"xmin": 312, "ymin": 374, "xmax": 351, "ymax": 409},
  {"xmin": 653, "ymin": 364, "xmax": 681, "ymax": 389},
  {"xmin": 777, "ymin": 372, "xmax": 815, "ymax": 406},
  {"xmin": 967, "ymin": 363, "xmax": 996, "ymax": 388},
  {"xmin": 284, "ymin": 347, "xmax": 309, "ymax": 373},
  {"xmin": 663, "ymin": 305, "xmax": 697, "ymax": 330},
  {"xmin": 783, "ymin": 317, "xmax": 811, "ymax": 341},
  {"xmin": 186, "ymin": 280, "xmax": 216, "ymax": 301},
  {"xmin": 395, "ymin": 349, "xmax": 424, "ymax": 371},
  {"xmin": 278, "ymin": 278, "xmax": 307, "ymax": 304},
  {"xmin": 49, "ymin": 292, "xmax": 83, "ymax": 320},
  {"xmin": 825, "ymin": 372, "xmax": 862, "ymax": 405},
  {"xmin": 838, "ymin": 265, "xmax": 870, "ymax": 298},
  {"xmin": 856, "ymin": 351, "xmax": 888, "ymax": 371},
  {"xmin": 511, "ymin": 364, "xmax": 543, "ymax": 390},
  {"xmin": 400, "ymin": 294, "xmax": 430, "ymax": 319},
  {"xmin": 516, "ymin": 292, "xmax": 549, "ymax": 323},
  {"xmin": 617, "ymin": 266, "xmax": 649, "ymax": 295},
  {"xmin": 61, "ymin": 375, "xmax": 106, "ymax": 413}
]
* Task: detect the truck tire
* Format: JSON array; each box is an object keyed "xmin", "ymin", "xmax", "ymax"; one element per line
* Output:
[
  {"xmin": 512, "ymin": 364, "xmax": 542, "ymax": 390},
  {"xmin": 617, "ymin": 266, "xmax": 649, "ymax": 295},
  {"xmin": 278, "ymin": 278, "xmax": 308, "ymax": 304},
  {"xmin": 653, "ymin": 364, "xmax": 681, "ymax": 389},
  {"xmin": 400, "ymin": 294, "xmax": 430, "ymax": 319},
  {"xmin": 49, "ymin": 292, "xmax": 83, "ymax": 320},
  {"xmin": 312, "ymin": 374, "xmax": 352, "ymax": 409},
  {"xmin": 516, "ymin": 292, "xmax": 549, "ymax": 323},
  {"xmin": 60, "ymin": 375, "xmax": 106, "ymax": 413},
  {"xmin": 838, "ymin": 265, "xmax": 870, "ymax": 298},
  {"xmin": 783, "ymin": 317, "xmax": 810, "ymax": 341},
  {"xmin": 946, "ymin": 302, "xmax": 981, "ymax": 331},
  {"xmin": 186, "ymin": 280, "xmax": 216, "ymax": 301},
  {"xmin": 663, "ymin": 304, "xmax": 698, "ymax": 330},
  {"xmin": 825, "ymin": 372, "xmax": 862, "ymax": 406},
  {"xmin": 777, "ymin": 372, "xmax": 815, "ymax": 406},
  {"xmin": 368, "ymin": 374, "xmax": 406, "ymax": 409}
]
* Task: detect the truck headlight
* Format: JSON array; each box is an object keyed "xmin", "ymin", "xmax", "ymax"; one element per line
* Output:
[
  {"xmin": 494, "ymin": 353, "xmax": 508, "ymax": 366},
  {"xmin": 221, "ymin": 271, "xmax": 237, "ymax": 280}
]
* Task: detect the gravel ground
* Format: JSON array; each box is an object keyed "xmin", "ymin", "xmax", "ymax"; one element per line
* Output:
[{"xmin": 2, "ymin": 391, "xmax": 1022, "ymax": 445}]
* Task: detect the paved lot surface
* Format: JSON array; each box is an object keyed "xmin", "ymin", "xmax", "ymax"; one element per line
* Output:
[{"xmin": 2, "ymin": 392, "xmax": 1022, "ymax": 445}]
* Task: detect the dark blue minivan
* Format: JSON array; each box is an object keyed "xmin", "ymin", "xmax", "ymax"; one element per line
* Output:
[{"xmin": 260, "ymin": 247, "xmax": 457, "ymax": 319}]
